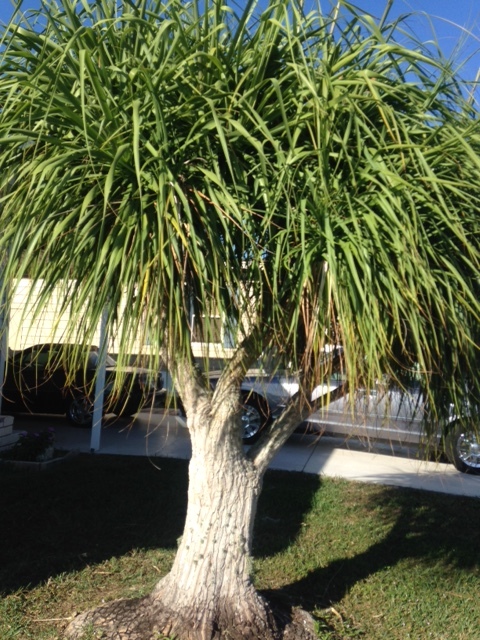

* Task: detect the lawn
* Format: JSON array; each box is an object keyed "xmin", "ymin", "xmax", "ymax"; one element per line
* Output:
[{"xmin": 1, "ymin": 454, "xmax": 479, "ymax": 639}]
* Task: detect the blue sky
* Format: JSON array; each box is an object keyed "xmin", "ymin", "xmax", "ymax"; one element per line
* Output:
[
  {"xmin": 1, "ymin": 0, "xmax": 479, "ymax": 90},
  {"xmin": 368, "ymin": 1, "xmax": 480, "ymax": 82}
]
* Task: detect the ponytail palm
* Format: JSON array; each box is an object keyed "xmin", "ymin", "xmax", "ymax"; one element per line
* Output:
[{"xmin": 1, "ymin": 1, "xmax": 479, "ymax": 638}]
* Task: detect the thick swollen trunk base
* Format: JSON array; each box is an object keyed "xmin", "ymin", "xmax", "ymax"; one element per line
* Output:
[{"xmin": 64, "ymin": 592, "xmax": 318, "ymax": 640}]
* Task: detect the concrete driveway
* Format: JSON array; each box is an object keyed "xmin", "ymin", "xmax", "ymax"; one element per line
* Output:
[{"xmin": 10, "ymin": 409, "xmax": 480, "ymax": 499}]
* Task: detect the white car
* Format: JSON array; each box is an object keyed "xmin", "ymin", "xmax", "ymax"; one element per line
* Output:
[{"xmin": 238, "ymin": 372, "xmax": 480, "ymax": 475}]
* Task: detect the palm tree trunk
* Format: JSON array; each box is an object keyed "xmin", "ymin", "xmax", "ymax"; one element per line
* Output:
[
  {"xmin": 65, "ymin": 404, "xmax": 317, "ymax": 640},
  {"xmin": 150, "ymin": 409, "xmax": 274, "ymax": 638}
]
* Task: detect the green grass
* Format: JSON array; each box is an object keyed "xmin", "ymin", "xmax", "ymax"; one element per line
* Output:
[{"xmin": 1, "ymin": 454, "xmax": 479, "ymax": 639}]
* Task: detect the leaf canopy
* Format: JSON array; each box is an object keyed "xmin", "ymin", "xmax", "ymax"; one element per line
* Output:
[{"xmin": 0, "ymin": 0, "xmax": 479, "ymax": 426}]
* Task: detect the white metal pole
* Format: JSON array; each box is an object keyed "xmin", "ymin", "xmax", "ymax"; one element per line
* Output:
[{"xmin": 90, "ymin": 307, "xmax": 108, "ymax": 452}]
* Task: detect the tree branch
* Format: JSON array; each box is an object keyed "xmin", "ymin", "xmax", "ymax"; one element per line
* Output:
[{"xmin": 249, "ymin": 352, "xmax": 347, "ymax": 474}]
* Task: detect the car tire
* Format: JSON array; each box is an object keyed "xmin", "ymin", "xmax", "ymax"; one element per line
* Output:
[
  {"xmin": 241, "ymin": 392, "xmax": 271, "ymax": 444},
  {"xmin": 66, "ymin": 394, "xmax": 94, "ymax": 427},
  {"xmin": 446, "ymin": 422, "xmax": 480, "ymax": 474}
]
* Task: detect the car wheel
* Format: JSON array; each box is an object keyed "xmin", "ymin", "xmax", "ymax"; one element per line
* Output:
[
  {"xmin": 446, "ymin": 422, "xmax": 480, "ymax": 474},
  {"xmin": 66, "ymin": 394, "xmax": 94, "ymax": 426},
  {"xmin": 241, "ymin": 392, "xmax": 271, "ymax": 444}
]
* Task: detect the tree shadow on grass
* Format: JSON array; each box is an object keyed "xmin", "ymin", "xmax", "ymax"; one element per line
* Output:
[
  {"xmin": 0, "ymin": 455, "xmax": 320, "ymax": 594},
  {"xmin": 254, "ymin": 469, "xmax": 323, "ymax": 557},
  {"xmin": 6, "ymin": 444, "xmax": 476, "ymax": 621},
  {"xmin": 0, "ymin": 454, "xmax": 189, "ymax": 593},
  {"xmin": 268, "ymin": 484, "xmax": 480, "ymax": 613}
]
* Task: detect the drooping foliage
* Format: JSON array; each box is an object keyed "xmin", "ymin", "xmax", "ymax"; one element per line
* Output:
[{"xmin": 0, "ymin": 0, "xmax": 479, "ymax": 428}]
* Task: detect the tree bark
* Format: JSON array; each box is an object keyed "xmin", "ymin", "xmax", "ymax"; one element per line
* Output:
[
  {"xmin": 65, "ymin": 396, "xmax": 317, "ymax": 640},
  {"xmin": 149, "ymin": 409, "xmax": 272, "ymax": 639}
]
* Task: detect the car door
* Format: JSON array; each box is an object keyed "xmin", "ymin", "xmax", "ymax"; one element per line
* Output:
[
  {"xmin": 3, "ymin": 346, "xmax": 45, "ymax": 412},
  {"xmin": 10, "ymin": 345, "xmax": 67, "ymax": 414},
  {"xmin": 2, "ymin": 350, "xmax": 33, "ymax": 411},
  {"xmin": 307, "ymin": 380, "xmax": 426, "ymax": 447}
]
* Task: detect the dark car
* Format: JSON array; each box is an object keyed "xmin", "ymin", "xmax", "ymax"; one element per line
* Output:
[{"xmin": 2, "ymin": 343, "xmax": 162, "ymax": 425}]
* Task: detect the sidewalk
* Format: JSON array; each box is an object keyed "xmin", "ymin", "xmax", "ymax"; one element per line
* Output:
[{"xmin": 11, "ymin": 410, "xmax": 480, "ymax": 499}]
